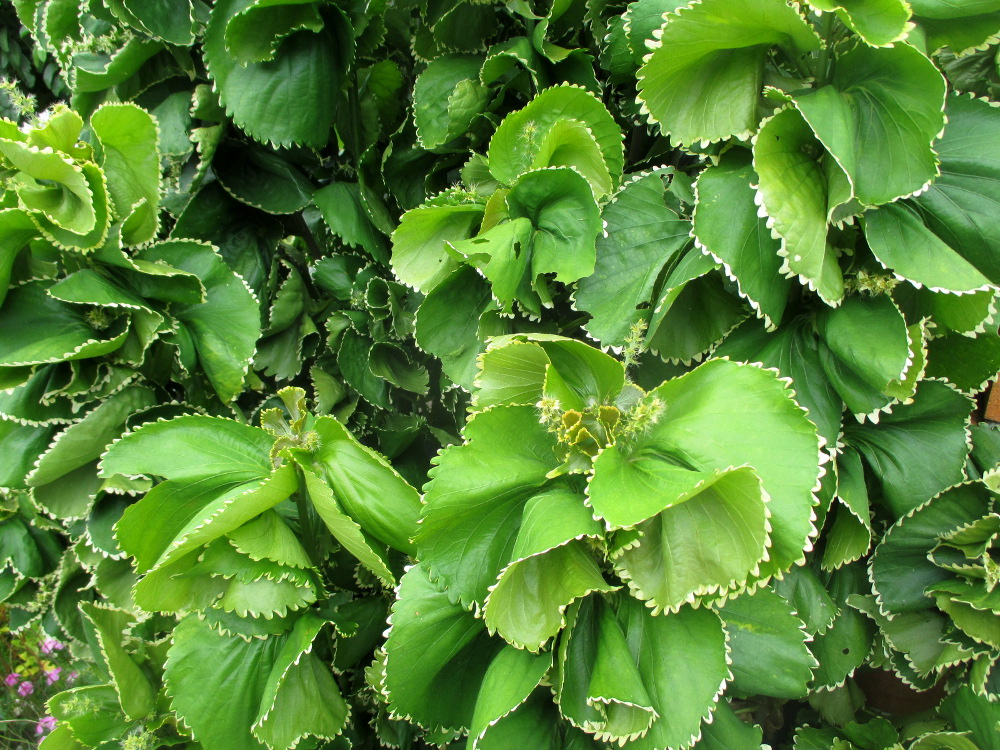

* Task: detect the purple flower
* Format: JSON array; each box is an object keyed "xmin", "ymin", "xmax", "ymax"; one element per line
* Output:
[
  {"xmin": 40, "ymin": 638, "xmax": 63, "ymax": 655},
  {"xmin": 44, "ymin": 667, "xmax": 61, "ymax": 685},
  {"xmin": 17, "ymin": 680, "xmax": 34, "ymax": 697},
  {"xmin": 35, "ymin": 716, "xmax": 56, "ymax": 735},
  {"xmin": 66, "ymin": 671, "xmax": 79, "ymax": 685},
  {"xmin": 4, "ymin": 672, "xmax": 20, "ymax": 687}
]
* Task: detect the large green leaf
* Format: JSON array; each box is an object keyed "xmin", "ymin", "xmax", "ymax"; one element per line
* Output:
[
  {"xmin": 637, "ymin": 0, "xmax": 820, "ymax": 145},
  {"xmin": 909, "ymin": 93, "xmax": 1000, "ymax": 285},
  {"xmin": 383, "ymin": 564, "xmax": 504, "ymax": 732},
  {"xmin": 79, "ymin": 603, "xmax": 155, "ymax": 721},
  {"xmin": 138, "ymin": 240, "xmax": 260, "ymax": 402},
  {"xmin": 638, "ymin": 358, "xmax": 822, "ymax": 577},
  {"xmin": 413, "ymin": 54, "xmax": 489, "ymax": 150},
  {"xmin": 555, "ymin": 596, "xmax": 657, "ymax": 744},
  {"xmin": 487, "ymin": 85, "xmax": 624, "ymax": 191},
  {"xmin": 806, "ymin": 0, "xmax": 913, "ymax": 46},
  {"xmin": 841, "ymin": 380, "xmax": 972, "ymax": 519},
  {"xmin": 468, "ymin": 647, "xmax": 553, "ymax": 749},
  {"xmin": 693, "ymin": 150, "xmax": 790, "ymax": 328},
  {"xmin": 753, "ymin": 107, "xmax": 844, "ymax": 305},
  {"xmin": 253, "ymin": 612, "xmax": 349, "ymax": 749},
  {"xmin": 417, "ymin": 406, "xmax": 560, "ymax": 608},
  {"xmin": 90, "ymin": 103, "xmax": 161, "ymax": 246},
  {"xmin": 307, "ymin": 415, "xmax": 421, "ymax": 555},
  {"xmin": 618, "ymin": 597, "xmax": 729, "ymax": 750},
  {"xmin": 165, "ymin": 614, "xmax": 286, "ymax": 750},
  {"xmin": 390, "ymin": 202, "xmax": 485, "ymax": 293},
  {"xmin": 575, "ymin": 170, "xmax": 691, "ymax": 346},
  {"xmin": 719, "ymin": 586, "xmax": 816, "ymax": 699},
  {"xmin": 792, "ymin": 43, "xmax": 946, "ymax": 206},
  {"xmin": 203, "ymin": 0, "xmax": 352, "ymax": 147}
]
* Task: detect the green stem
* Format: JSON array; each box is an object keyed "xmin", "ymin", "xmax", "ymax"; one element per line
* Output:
[{"xmin": 815, "ymin": 12, "xmax": 835, "ymax": 86}]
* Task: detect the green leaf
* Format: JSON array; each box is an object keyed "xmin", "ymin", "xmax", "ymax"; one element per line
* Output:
[
  {"xmin": 415, "ymin": 266, "xmax": 495, "ymax": 389},
  {"xmin": 121, "ymin": 0, "xmax": 196, "ymax": 45},
  {"xmin": 720, "ymin": 586, "xmax": 816, "ymax": 699},
  {"xmin": 618, "ymin": 596, "xmax": 729, "ymax": 750},
  {"xmin": 418, "ymin": 406, "xmax": 559, "ymax": 608},
  {"xmin": 918, "ymin": 10, "xmax": 1000, "ymax": 55},
  {"xmin": 298, "ymin": 464, "xmax": 394, "ymax": 586},
  {"xmin": 314, "ymin": 182, "xmax": 388, "ymax": 262},
  {"xmin": 215, "ymin": 143, "xmax": 315, "ymax": 215},
  {"xmin": 483, "ymin": 488, "xmax": 611, "ymax": 649},
  {"xmin": 90, "ymin": 103, "xmax": 161, "ymax": 246},
  {"xmin": 693, "ymin": 150, "xmax": 790, "ymax": 328},
  {"xmin": 793, "ymin": 43, "xmax": 946, "ymax": 206},
  {"xmin": 636, "ymin": 0, "xmax": 820, "ymax": 145},
  {"xmin": 384, "ymin": 564, "xmax": 504, "ymax": 732},
  {"xmin": 307, "ymin": 415, "xmax": 421, "ymax": 554},
  {"xmin": 0, "ymin": 281, "xmax": 127, "ymax": 366},
  {"xmin": 48, "ymin": 685, "xmax": 129, "ymax": 746},
  {"xmin": 608, "ymin": 464, "xmax": 770, "ymax": 612},
  {"xmin": 698, "ymin": 700, "xmax": 764, "ymax": 750},
  {"xmin": 576, "ymin": 171, "xmax": 691, "ymax": 346},
  {"xmin": 871, "ymin": 481, "xmax": 991, "ymax": 614},
  {"xmin": 28, "ymin": 386, "xmax": 156, "ymax": 489},
  {"xmin": 413, "ymin": 54, "xmax": 489, "ymax": 150},
  {"xmin": 100, "ymin": 414, "xmax": 274, "ymax": 482},
  {"xmin": 821, "ymin": 448, "xmax": 873, "ymax": 570},
  {"xmin": 468, "ymin": 647, "xmax": 552, "ymax": 749},
  {"xmin": 204, "ymin": 0, "xmax": 352, "ymax": 147},
  {"xmin": 927, "ymin": 329, "xmax": 1000, "ymax": 394},
  {"xmin": 753, "ymin": 107, "xmax": 844, "ymax": 305},
  {"xmin": 390, "ymin": 202, "xmax": 485, "ymax": 293},
  {"xmin": 225, "ymin": 0, "xmax": 325, "ymax": 64},
  {"xmin": 138, "ymin": 240, "xmax": 260, "ymax": 402},
  {"xmin": 227, "ymin": 510, "xmax": 313, "ymax": 570},
  {"xmin": 555, "ymin": 596, "xmax": 657, "ymax": 744},
  {"xmin": 640, "ymin": 358, "xmax": 822, "ymax": 577},
  {"xmin": 772, "ymin": 565, "xmax": 840, "ymax": 636},
  {"xmin": 0, "ymin": 209, "xmax": 38, "ymax": 308},
  {"xmin": 806, "ymin": 565, "xmax": 875, "ymax": 690},
  {"xmin": 487, "ymin": 85, "xmax": 624, "ymax": 191},
  {"xmin": 253, "ymin": 612, "xmax": 349, "ymax": 750},
  {"xmin": 79, "ymin": 603, "xmax": 155, "ymax": 721},
  {"xmin": 806, "ymin": 0, "xmax": 913, "ymax": 46},
  {"xmin": 863, "ymin": 202, "xmax": 993, "ymax": 294},
  {"xmin": 941, "ymin": 685, "xmax": 1000, "ymax": 750},
  {"xmin": 165, "ymin": 614, "xmax": 286, "ymax": 750},
  {"xmin": 842, "ymin": 380, "xmax": 972, "ymax": 519},
  {"xmin": 909, "ymin": 94, "xmax": 1000, "ymax": 285}
]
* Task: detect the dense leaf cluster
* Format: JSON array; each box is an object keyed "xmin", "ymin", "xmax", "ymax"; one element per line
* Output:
[{"xmin": 1, "ymin": 0, "xmax": 1000, "ymax": 748}]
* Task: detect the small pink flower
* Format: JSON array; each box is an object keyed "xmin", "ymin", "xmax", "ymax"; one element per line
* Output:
[
  {"xmin": 17, "ymin": 680, "xmax": 34, "ymax": 696},
  {"xmin": 44, "ymin": 667, "xmax": 61, "ymax": 685},
  {"xmin": 35, "ymin": 716, "xmax": 56, "ymax": 735},
  {"xmin": 66, "ymin": 671, "xmax": 79, "ymax": 685},
  {"xmin": 40, "ymin": 638, "xmax": 63, "ymax": 655},
  {"xmin": 4, "ymin": 672, "xmax": 20, "ymax": 687}
]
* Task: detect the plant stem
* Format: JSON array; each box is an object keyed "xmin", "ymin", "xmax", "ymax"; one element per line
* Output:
[{"xmin": 815, "ymin": 12, "xmax": 835, "ymax": 87}]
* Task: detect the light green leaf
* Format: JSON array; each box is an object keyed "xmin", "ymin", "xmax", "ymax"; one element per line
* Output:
[
  {"xmin": 468, "ymin": 647, "xmax": 552, "ymax": 749},
  {"xmin": 611, "ymin": 465, "xmax": 770, "ymax": 612},
  {"xmin": 28, "ymin": 386, "xmax": 156, "ymax": 489},
  {"xmin": 297, "ymin": 464, "xmax": 394, "ymax": 586},
  {"xmin": 90, "ymin": 103, "xmax": 161, "ymax": 246},
  {"xmin": 772, "ymin": 566, "xmax": 840, "ymax": 636},
  {"xmin": 640, "ymin": 358, "xmax": 822, "ymax": 577},
  {"xmin": 227, "ymin": 510, "xmax": 312, "ymax": 570},
  {"xmin": 576, "ymin": 171, "xmax": 691, "ymax": 346},
  {"xmin": 390, "ymin": 202, "xmax": 485, "ymax": 293},
  {"xmin": 618, "ymin": 597, "xmax": 729, "ymax": 750},
  {"xmin": 417, "ymin": 406, "xmax": 559, "ymax": 608},
  {"xmin": 307, "ymin": 415, "xmax": 421, "ymax": 554},
  {"xmin": 0, "ymin": 209, "xmax": 43, "ymax": 307},
  {"xmin": 637, "ymin": 0, "xmax": 820, "ymax": 145},
  {"xmin": 100, "ymin": 414, "xmax": 274, "ymax": 482},
  {"xmin": 720, "ymin": 586, "xmax": 817, "ymax": 699},
  {"xmin": 484, "ymin": 488, "xmax": 611, "ymax": 649},
  {"xmin": 806, "ymin": 0, "xmax": 913, "ymax": 46},
  {"xmin": 555, "ymin": 596, "xmax": 657, "ymax": 744},
  {"xmin": 693, "ymin": 150, "xmax": 790, "ymax": 328},
  {"xmin": 753, "ymin": 107, "xmax": 844, "ymax": 305},
  {"xmin": 384, "ymin": 564, "xmax": 504, "ymax": 732},
  {"xmin": 79, "ymin": 603, "xmax": 155, "ymax": 721},
  {"xmin": 138, "ymin": 240, "xmax": 260, "ymax": 403},
  {"xmin": 253, "ymin": 612, "xmax": 349, "ymax": 749},
  {"xmin": 821, "ymin": 448, "xmax": 873, "ymax": 570},
  {"xmin": 165, "ymin": 614, "xmax": 286, "ymax": 750},
  {"xmin": 793, "ymin": 43, "xmax": 946, "ymax": 206},
  {"xmin": 487, "ymin": 85, "xmax": 623, "ymax": 190}
]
